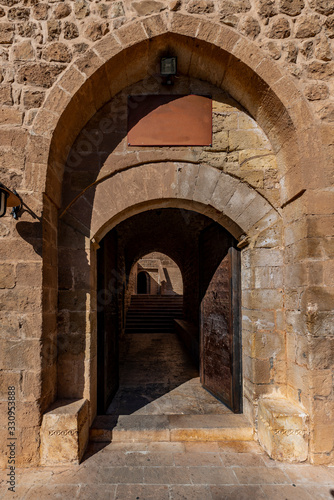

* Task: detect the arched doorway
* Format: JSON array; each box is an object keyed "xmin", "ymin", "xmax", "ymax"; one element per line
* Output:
[
  {"xmin": 137, "ymin": 271, "xmax": 150, "ymax": 294},
  {"xmin": 96, "ymin": 208, "xmax": 242, "ymax": 416},
  {"xmin": 36, "ymin": 18, "xmax": 322, "ymax": 465}
]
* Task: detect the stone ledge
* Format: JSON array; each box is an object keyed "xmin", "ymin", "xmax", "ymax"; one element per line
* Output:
[
  {"xmin": 40, "ymin": 398, "xmax": 90, "ymax": 466},
  {"xmin": 258, "ymin": 398, "xmax": 309, "ymax": 463}
]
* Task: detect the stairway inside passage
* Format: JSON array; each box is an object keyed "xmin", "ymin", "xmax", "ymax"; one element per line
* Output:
[{"xmin": 125, "ymin": 295, "xmax": 183, "ymax": 334}]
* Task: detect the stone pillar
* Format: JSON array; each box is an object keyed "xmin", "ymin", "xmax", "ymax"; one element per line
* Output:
[{"xmin": 283, "ymin": 189, "xmax": 334, "ymax": 465}]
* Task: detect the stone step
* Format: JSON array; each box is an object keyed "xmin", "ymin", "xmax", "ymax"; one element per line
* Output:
[
  {"xmin": 130, "ymin": 304, "xmax": 183, "ymax": 307},
  {"xmin": 126, "ymin": 314, "xmax": 182, "ymax": 319},
  {"xmin": 126, "ymin": 325, "xmax": 178, "ymax": 330},
  {"xmin": 90, "ymin": 414, "xmax": 254, "ymax": 443},
  {"xmin": 127, "ymin": 318, "xmax": 182, "ymax": 322},
  {"xmin": 125, "ymin": 329, "xmax": 176, "ymax": 332},
  {"xmin": 131, "ymin": 297, "xmax": 183, "ymax": 302},
  {"xmin": 125, "ymin": 329, "xmax": 176, "ymax": 334},
  {"xmin": 127, "ymin": 310, "xmax": 182, "ymax": 314}
]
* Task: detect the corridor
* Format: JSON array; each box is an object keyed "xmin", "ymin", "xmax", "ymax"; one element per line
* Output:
[{"xmin": 106, "ymin": 332, "xmax": 232, "ymax": 417}]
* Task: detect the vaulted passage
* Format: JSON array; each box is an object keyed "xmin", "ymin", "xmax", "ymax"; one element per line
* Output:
[{"xmin": 96, "ymin": 208, "xmax": 242, "ymax": 421}]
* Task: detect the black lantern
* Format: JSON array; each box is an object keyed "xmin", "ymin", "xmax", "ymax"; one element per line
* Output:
[
  {"xmin": 0, "ymin": 184, "xmax": 21, "ymax": 219},
  {"xmin": 160, "ymin": 57, "xmax": 177, "ymax": 85}
]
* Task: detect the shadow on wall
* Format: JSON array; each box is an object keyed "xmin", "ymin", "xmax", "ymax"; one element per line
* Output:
[{"xmin": 16, "ymin": 221, "xmax": 42, "ymax": 257}]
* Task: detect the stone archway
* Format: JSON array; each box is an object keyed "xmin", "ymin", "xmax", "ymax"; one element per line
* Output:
[
  {"xmin": 35, "ymin": 17, "xmax": 327, "ymax": 466},
  {"xmin": 95, "ymin": 206, "xmax": 242, "ymax": 421},
  {"xmin": 39, "ymin": 158, "xmax": 282, "ymax": 465},
  {"xmin": 30, "ymin": 15, "xmax": 323, "ymax": 202}
]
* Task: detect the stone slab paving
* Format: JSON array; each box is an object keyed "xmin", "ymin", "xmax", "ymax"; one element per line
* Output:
[
  {"xmin": 107, "ymin": 333, "xmax": 231, "ymax": 416},
  {"xmin": 1, "ymin": 440, "xmax": 334, "ymax": 499}
]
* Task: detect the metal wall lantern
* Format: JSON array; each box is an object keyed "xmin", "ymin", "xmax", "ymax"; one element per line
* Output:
[
  {"xmin": 160, "ymin": 57, "xmax": 177, "ymax": 85},
  {"xmin": 0, "ymin": 184, "xmax": 21, "ymax": 219}
]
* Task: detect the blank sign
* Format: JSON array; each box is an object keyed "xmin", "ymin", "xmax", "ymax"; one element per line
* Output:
[{"xmin": 127, "ymin": 94, "xmax": 212, "ymax": 146}]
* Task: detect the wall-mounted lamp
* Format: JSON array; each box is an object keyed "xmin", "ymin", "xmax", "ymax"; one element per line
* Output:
[
  {"xmin": 0, "ymin": 184, "xmax": 22, "ymax": 219},
  {"xmin": 160, "ymin": 57, "xmax": 177, "ymax": 85}
]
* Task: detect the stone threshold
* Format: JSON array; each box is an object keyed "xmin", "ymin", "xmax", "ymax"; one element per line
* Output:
[{"xmin": 90, "ymin": 414, "xmax": 254, "ymax": 443}]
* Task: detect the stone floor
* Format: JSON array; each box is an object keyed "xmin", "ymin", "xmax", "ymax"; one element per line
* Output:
[
  {"xmin": 1, "ymin": 440, "xmax": 334, "ymax": 499},
  {"xmin": 2, "ymin": 334, "xmax": 332, "ymax": 499},
  {"xmin": 107, "ymin": 333, "xmax": 231, "ymax": 416}
]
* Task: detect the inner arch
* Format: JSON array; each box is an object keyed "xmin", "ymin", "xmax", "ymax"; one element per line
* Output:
[{"xmin": 96, "ymin": 207, "xmax": 242, "ymax": 416}]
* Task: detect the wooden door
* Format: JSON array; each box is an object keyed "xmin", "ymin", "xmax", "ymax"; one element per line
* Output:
[
  {"xmin": 199, "ymin": 224, "xmax": 242, "ymax": 413},
  {"xmin": 97, "ymin": 230, "xmax": 119, "ymax": 414}
]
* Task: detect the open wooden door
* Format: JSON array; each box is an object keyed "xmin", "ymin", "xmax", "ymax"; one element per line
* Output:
[
  {"xmin": 199, "ymin": 224, "xmax": 242, "ymax": 413},
  {"xmin": 97, "ymin": 230, "xmax": 119, "ymax": 414}
]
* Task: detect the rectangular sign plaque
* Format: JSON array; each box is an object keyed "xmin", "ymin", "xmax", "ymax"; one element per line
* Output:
[{"xmin": 127, "ymin": 94, "xmax": 212, "ymax": 146}]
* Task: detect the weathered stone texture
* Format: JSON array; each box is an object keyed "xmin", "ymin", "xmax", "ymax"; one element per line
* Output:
[
  {"xmin": 84, "ymin": 21, "xmax": 109, "ymax": 42},
  {"xmin": 33, "ymin": 3, "xmax": 48, "ymax": 21},
  {"xmin": 17, "ymin": 63, "xmax": 64, "ymax": 88},
  {"xmin": 0, "ymin": 22, "xmax": 14, "ymax": 43},
  {"xmin": 74, "ymin": 0, "xmax": 90, "ymax": 20},
  {"xmin": 53, "ymin": 3, "xmax": 71, "ymax": 20},
  {"xmin": 43, "ymin": 43, "xmax": 72, "ymax": 63},
  {"xmin": 7, "ymin": 7, "xmax": 30, "ymax": 21},
  {"xmin": 256, "ymin": 0, "xmax": 277, "ymax": 17},
  {"xmin": 110, "ymin": 1, "xmax": 125, "ymax": 18},
  {"xmin": 309, "ymin": 0, "xmax": 334, "ymax": 16},
  {"xmin": 40, "ymin": 399, "xmax": 89, "ymax": 465},
  {"xmin": 295, "ymin": 15, "xmax": 323, "ymax": 38},
  {"xmin": 304, "ymin": 82, "xmax": 330, "ymax": 100},
  {"xmin": 240, "ymin": 16, "xmax": 261, "ymax": 40},
  {"xmin": 314, "ymin": 35, "xmax": 332, "ymax": 60},
  {"xmin": 12, "ymin": 40, "xmax": 34, "ymax": 60},
  {"xmin": 187, "ymin": 0, "xmax": 215, "ymax": 14},
  {"xmin": 267, "ymin": 17, "xmax": 291, "ymax": 38},
  {"xmin": 0, "ymin": 0, "xmax": 333, "ymax": 469},
  {"xmin": 258, "ymin": 398, "xmax": 309, "ymax": 462},
  {"xmin": 132, "ymin": 0, "xmax": 166, "ymax": 16},
  {"xmin": 63, "ymin": 21, "xmax": 79, "ymax": 40},
  {"xmin": 0, "ymin": 83, "xmax": 12, "ymax": 105},
  {"xmin": 279, "ymin": 0, "xmax": 305, "ymax": 16}
]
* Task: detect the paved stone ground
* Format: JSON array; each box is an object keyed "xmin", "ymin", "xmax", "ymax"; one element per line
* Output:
[
  {"xmin": 107, "ymin": 333, "xmax": 231, "ymax": 416},
  {"xmin": 3, "ymin": 335, "xmax": 332, "ymax": 499},
  {"xmin": 1, "ymin": 440, "xmax": 333, "ymax": 499}
]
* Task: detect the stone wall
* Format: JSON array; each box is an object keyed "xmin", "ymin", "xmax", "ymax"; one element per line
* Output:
[
  {"xmin": 0, "ymin": 0, "xmax": 333, "ymax": 467},
  {"xmin": 0, "ymin": 0, "xmax": 333, "ymax": 135}
]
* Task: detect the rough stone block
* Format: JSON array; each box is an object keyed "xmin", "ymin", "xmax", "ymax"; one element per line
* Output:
[
  {"xmin": 170, "ymin": 12, "xmax": 201, "ymax": 37},
  {"xmin": 312, "ymin": 423, "xmax": 334, "ymax": 454},
  {"xmin": 142, "ymin": 13, "xmax": 168, "ymax": 37},
  {"xmin": 258, "ymin": 398, "xmax": 309, "ymax": 462},
  {"xmin": 116, "ymin": 21, "xmax": 148, "ymax": 47},
  {"xmin": 94, "ymin": 34, "xmax": 122, "ymax": 62},
  {"xmin": 193, "ymin": 166, "xmax": 221, "ymax": 205},
  {"xmin": 40, "ymin": 399, "xmax": 89, "ymax": 465},
  {"xmin": 17, "ymin": 63, "xmax": 64, "ymax": 88},
  {"xmin": 0, "ymin": 263, "xmax": 15, "ymax": 289},
  {"xmin": 12, "ymin": 40, "xmax": 34, "ymax": 60},
  {"xmin": 236, "ymin": 194, "xmax": 272, "ymax": 233},
  {"xmin": 0, "ymin": 22, "xmax": 14, "ymax": 43},
  {"xmin": 0, "ymin": 107, "xmax": 23, "ymax": 126},
  {"xmin": 0, "ymin": 84, "xmax": 13, "ymax": 106}
]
